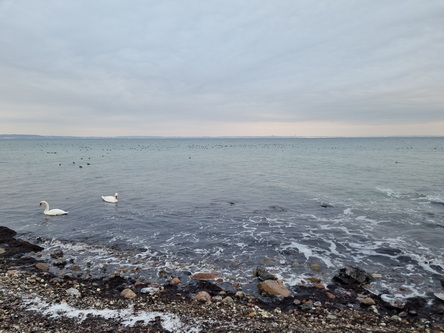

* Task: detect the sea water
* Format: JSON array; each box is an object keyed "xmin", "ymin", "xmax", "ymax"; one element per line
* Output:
[{"xmin": 1, "ymin": 137, "xmax": 443, "ymax": 301}]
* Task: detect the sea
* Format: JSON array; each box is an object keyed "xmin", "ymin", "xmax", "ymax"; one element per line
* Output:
[{"xmin": 1, "ymin": 136, "xmax": 443, "ymax": 304}]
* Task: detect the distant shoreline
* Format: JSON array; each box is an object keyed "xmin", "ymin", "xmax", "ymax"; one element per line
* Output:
[{"xmin": 1, "ymin": 134, "xmax": 443, "ymax": 140}]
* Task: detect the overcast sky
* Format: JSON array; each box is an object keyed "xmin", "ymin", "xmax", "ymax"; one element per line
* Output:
[{"xmin": 1, "ymin": 1, "xmax": 443, "ymax": 137}]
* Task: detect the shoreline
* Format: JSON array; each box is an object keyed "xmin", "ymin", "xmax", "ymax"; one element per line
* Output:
[{"xmin": 1, "ymin": 226, "xmax": 443, "ymax": 332}]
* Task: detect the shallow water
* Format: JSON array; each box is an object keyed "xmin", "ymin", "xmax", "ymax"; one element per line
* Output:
[{"xmin": 1, "ymin": 137, "xmax": 443, "ymax": 299}]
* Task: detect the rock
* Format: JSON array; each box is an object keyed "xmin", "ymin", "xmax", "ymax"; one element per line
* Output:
[
  {"xmin": 253, "ymin": 265, "xmax": 277, "ymax": 281},
  {"xmin": 0, "ymin": 226, "xmax": 17, "ymax": 241},
  {"xmin": 0, "ymin": 227, "xmax": 44, "ymax": 258},
  {"xmin": 140, "ymin": 286, "xmax": 160, "ymax": 295},
  {"xmin": 304, "ymin": 277, "xmax": 322, "ymax": 283},
  {"xmin": 69, "ymin": 265, "xmax": 81, "ymax": 271},
  {"xmin": 0, "ymin": 247, "xmax": 5, "ymax": 254},
  {"xmin": 257, "ymin": 280, "xmax": 290, "ymax": 297},
  {"xmin": 314, "ymin": 283, "xmax": 325, "ymax": 289},
  {"xmin": 50, "ymin": 250, "xmax": 64, "ymax": 259},
  {"xmin": 191, "ymin": 272, "xmax": 219, "ymax": 280},
  {"xmin": 360, "ymin": 297, "xmax": 376, "ymax": 306},
  {"xmin": 310, "ymin": 264, "xmax": 322, "ymax": 271},
  {"xmin": 235, "ymin": 291, "xmax": 246, "ymax": 299},
  {"xmin": 222, "ymin": 296, "xmax": 234, "ymax": 304},
  {"xmin": 325, "ymin": 292, "xmax": 336, "ymax": 299},
  {"xmin": 120, "ymin": 288, "xmax": 137, "ymax": 299},
  {"xmin": 171, "ymin": 277, "xmax": 181, "ymax": 285},
  {"xmin": 35, "ymin": 263, "xmax": 49, "ymax": 271},
  {"xmin": 332, "ymin": 266, "xmax": 374, "ymax": 286},
  {"xmin": 66, "ymin": 288, "xmax": 81, "ymax": 297},
  {"xmin": 194, "ymin": 291, "xmax": 212, "ymax": 302},
  {"xmin": 434, "ymin": 292, "xmax": 444, "ymax": 301}
]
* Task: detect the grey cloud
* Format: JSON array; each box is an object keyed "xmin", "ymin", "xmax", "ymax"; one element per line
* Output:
[{"xmin": 0, "ymin": 0, "xmax": 443, "ymax": 135}]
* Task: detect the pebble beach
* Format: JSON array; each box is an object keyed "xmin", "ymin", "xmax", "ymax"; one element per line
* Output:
[{"xmin": 1, "ymin": 226, "xmax": 444, "ymax": 333}]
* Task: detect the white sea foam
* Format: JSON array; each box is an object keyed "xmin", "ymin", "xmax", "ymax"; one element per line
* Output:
[
  {"xmin": 426, "ymin": 194, "xmax": 444, "ymax": 204},
  {"xmin": 25, "ymin": 299, "xmax": 200, "ymax": 332},
  {"xmin": 376, "ymin": 187, "xmax": 401, "ymax": 198}
]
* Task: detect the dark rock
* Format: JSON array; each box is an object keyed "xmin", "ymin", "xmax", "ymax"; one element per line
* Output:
[
  {"xmin": 0, "ymin": 226, "xmax": 44, "ymax": 259},
  {"xmin": 50, "ymin": 250, "xmax": 64, "ymax": 259},
  {"xmin": 0, "ymin": 226, "xmax": 17, "ymax": 241},
  {"xmin": 254, "ymin": 265, "xmax": 277, "ymax": 281},
  {"xmin": 257, "ymin": 280, "xmax": 290, "ymax": 297},
  {"xmin": 332, "ymin": 266, "xmax": 374, "ymax": 286}
]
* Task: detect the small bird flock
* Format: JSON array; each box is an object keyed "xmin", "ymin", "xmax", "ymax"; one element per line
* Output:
[{"xmin": 39, "ymin": 193, "xmax": 118, "ymax": 216}]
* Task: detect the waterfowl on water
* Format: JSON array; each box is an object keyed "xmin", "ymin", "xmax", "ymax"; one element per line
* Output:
[
  {"xmin": 102, "ymin": 193, "xmax": 118, "ymax": 203},
  {"xmin": 39, "ymin": 201, "xmax": 68, "ymax": 216}
]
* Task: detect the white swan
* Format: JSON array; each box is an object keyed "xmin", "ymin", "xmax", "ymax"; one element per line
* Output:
[
  {"xmin": 102, "ymin": 193, "xmax": 118, "ymax": 203},
  {"xmin": 39, "ymin": 201, "xmax": 68, "ymax": 216}
]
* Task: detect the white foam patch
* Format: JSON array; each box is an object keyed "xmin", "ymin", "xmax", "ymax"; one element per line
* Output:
[
  {"xmin": 281, "ymin": 242, "xmax": 335, "ymax": 268},
  {"xmin": 25, "ymin": 298, "xmax": 200, "ymax": 332},
  {"xmin": 376, "ymin": 187, "xmax": 402, "ymax": 198},
  {"xmin": 426, "ymin": 194, "xmax": 444, "ymax": 204}
]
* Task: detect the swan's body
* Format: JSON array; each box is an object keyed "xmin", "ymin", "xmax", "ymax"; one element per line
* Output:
[
  {"xmin": 102, "ymin": 193, "xmax": 118, "ymax": 203},
  {"xmin": 39, "ymin": 201, "xmax": 68, "ymax": 216}
]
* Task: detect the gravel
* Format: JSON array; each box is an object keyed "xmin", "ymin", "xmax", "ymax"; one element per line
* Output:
[{"xmin": 1, "ymin": 227, "xmax": 443, "ymax": 332}]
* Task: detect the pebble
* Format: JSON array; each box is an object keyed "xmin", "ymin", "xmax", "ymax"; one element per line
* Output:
[
  {"xmin": 310, "ymin": 264, "xmax": 322, "ymax": 271},
  {"xmin": 257, "ymin": 280, "xmax": 291, "ymax": 297},
  {"xmin": 360, "ymin": 297, "xmax": 376, "ymax": 306},
  {"xmin": 190, "ymin": 272, "xmax": 219, "ymax": 280},
  {"xmin": 66, "ymin": 288, "xmax": 81, "ymax": 297},
  {"xmin": 193, "ymin": 291, "xmax": 211, "ymax": 302},
  {"xmin": 35, "ymin": 263, "xmax": 49, "ymax": 271},
  {"xmin": 120, "ymin": 288, "xmax": 136, "ymax": 299}
]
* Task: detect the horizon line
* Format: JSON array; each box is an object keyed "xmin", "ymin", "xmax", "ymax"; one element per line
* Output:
[{"xmin": 1, "ymin": 134, "xmax": 443, "ymax": 139}]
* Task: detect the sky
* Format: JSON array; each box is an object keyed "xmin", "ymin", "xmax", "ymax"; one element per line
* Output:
[{"xmin": 0, "ymin": 0, "xmax": 443, "ymax": 137}]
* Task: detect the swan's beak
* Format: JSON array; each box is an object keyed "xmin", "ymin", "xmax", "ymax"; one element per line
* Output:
[{"xmin": 39, "ymin": 203, "xmax": 42, "ymax": 206}]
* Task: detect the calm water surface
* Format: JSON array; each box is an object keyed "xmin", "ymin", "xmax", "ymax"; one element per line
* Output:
[{"xmin": 1, "ymin": 137, "xmax": 443, "ymax": 301}]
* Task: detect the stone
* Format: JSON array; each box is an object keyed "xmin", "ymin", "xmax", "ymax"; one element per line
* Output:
[
  {"xmin": 360, "ymin": 297, "xmax": 376, "ymax": 306},
  {"xmin": 325, "ymin": 292, "xmax": 336, "ymax": 299},
  {"xmin": 314, "ymin": 283, "xmax": 325, "ymax": 289},
  {"xmin": 253, "ymin": 265, "xmax": 277, "ymax": 281},
  {"xmin": 120, "ymin": 288, "xmax": 137, "ymax": 299},
  {"xmin": 0, "ymin": 226, "xmax": 17, "ymax": 241},
  {"xmin": 0, "ymin": 227, "xmax": 44, "ymax": 258},
  {"xmin": 0, "ymin": 248, "xmax": 5, "ymax": 254},
  {"xmin": 235, "ymin": 291, "xmax": 246, "ymax": 299},
  {"xmin": 310, "ymin": 264, "xmax": 322, "ymax": 271},
  {"xmin": 222, "ymin": 296, "xmax": 234, "ymax": 304},
  {"xmin": 171, "ymin": 277, "xmax": 181, "ymax": 285},
  {"xmin": 35, "ymin": 263, "xmax": 49, "ymax": 271},
  {"xmin": 257, "ymin": 280, "xmax": 290, "ymax": 297},
  {"xmin": 191, "ymin": 272, "xmax": 219, "ymax": 280},
  {"xmin": 333, "ymin": 266, "xmax": 374, "ymax": 286},
  {"xmin": 194, "ymin": 291, "xmax": 212, "ymax": 302},
  {"xmin": 66, "ymin": 288, "xmax": 81, "ymax": 297},
  {"xmin": 304, "ymin": 277, "xmax": 322, "ymax": 283},
  {"xmin": 140, "ymin": 286, "xmax": 160, "ymax": 295},
  {"xmin": 434, "ymin": 292, "xmax": 444, "ymax": 301},
  {"xmin": 50, "ymin": 250, "xmax": 64, "ymax": 259}
]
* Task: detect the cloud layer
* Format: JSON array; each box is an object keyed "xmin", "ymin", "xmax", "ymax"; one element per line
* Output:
[{"xmin": 1, "ymin": 0, "xmax": 443, "ymax": 136}]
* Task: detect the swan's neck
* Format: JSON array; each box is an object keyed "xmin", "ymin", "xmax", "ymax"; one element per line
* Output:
[{"xmin": 42, "ymin": 201, "xmax": 50, "ymax": 212}]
